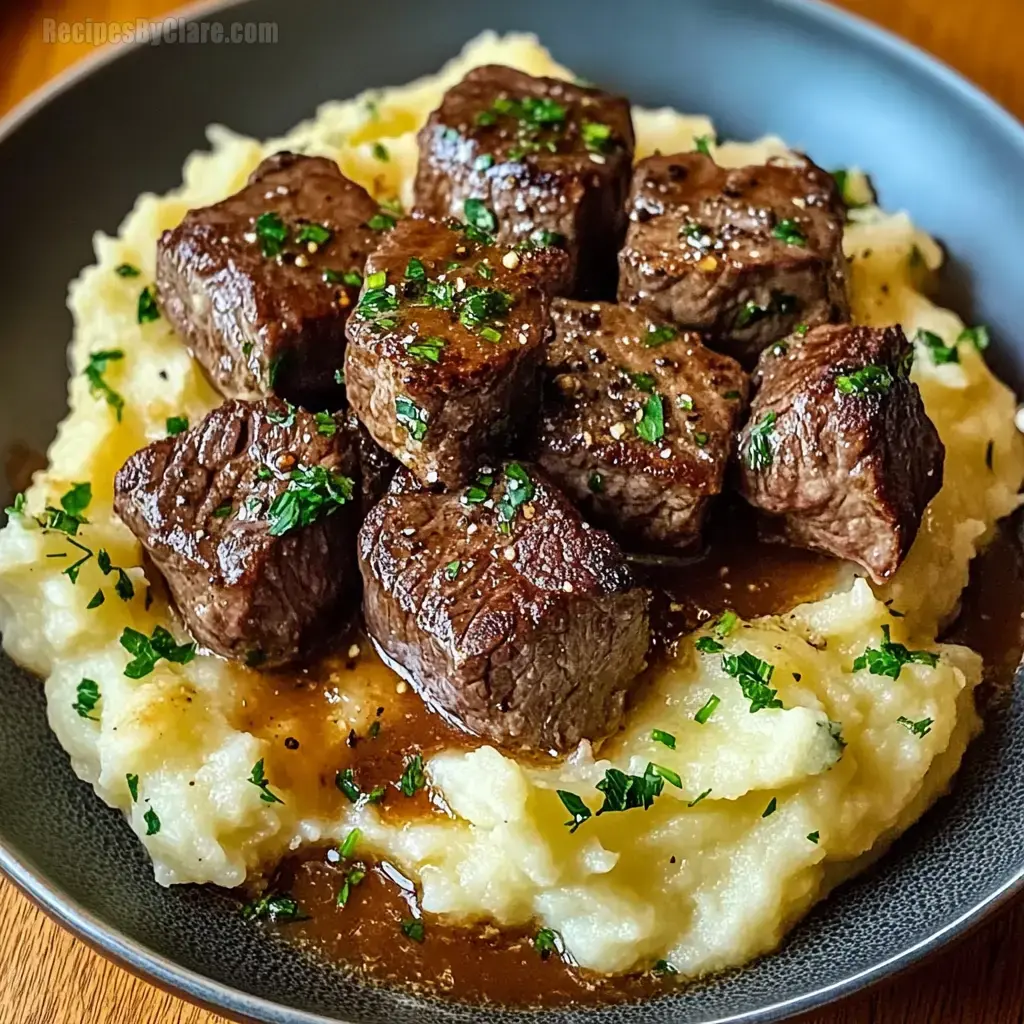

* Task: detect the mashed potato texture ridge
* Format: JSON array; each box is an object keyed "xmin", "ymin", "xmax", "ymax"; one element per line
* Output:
[{"xmin": 0, "ymin": 33, "xmax": 1021, "ymax": 978}]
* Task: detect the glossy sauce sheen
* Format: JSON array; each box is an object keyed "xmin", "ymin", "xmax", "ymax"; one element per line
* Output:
[{"xmin": 231, "ymin": 507, "xmax": 1024, "ymax": 1008}]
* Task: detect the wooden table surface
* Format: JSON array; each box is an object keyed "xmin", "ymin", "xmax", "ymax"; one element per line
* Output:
[{"xmin": 2, "ymin": 0, "xmax": 1024, "ymax": 1021}]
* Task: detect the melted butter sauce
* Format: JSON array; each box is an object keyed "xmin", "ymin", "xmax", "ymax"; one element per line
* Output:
[{"xmin": 218, "ymin": 506, "xmax": 1024, "ymax": 1008}]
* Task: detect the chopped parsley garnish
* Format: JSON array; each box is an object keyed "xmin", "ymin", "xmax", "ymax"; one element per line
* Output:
[
  {"xmin": 5, "ymin": 492, "xmax": 25, "ymax": 518},
  {"xmin": 87, "ymin": 589, "xmax": 104, "ymax": 609},
  {"xmin": 651, "ymin": 728, "xmax": 676, "ymax": 749},
  {"xmin": 807, "ymin": 831, "xmax": 820, "ymax": 844},
  {"xmin": 97, "ymin": 548, "xmax": 134, "ymax": 601},
  {"xmin": 367, "ymin": 212, "xmax": 398, "ymax": 232},
  {"xmin": 84, "ymin": 349, "xmax": 125, "ymax": 421},
  {"xmin": 897, "ymin": 715, "xmax": 934, "ymax": 738},
  {"xmin": 166, "ymin": 415, "xmax": 188, "ymax": 436},
  {"xmin": 695, "ymin": 636, "xmax": 724, "ymax": 654},
  {"xmin": 343, "ymin": 270, "xmax": 363, "ymax": 288},
  {"xmin": 581, "ymin": 121, "xmax": 613, "ymax": 153},
  {"xmin": 401, "ymin": 918, "xmax": 425, "ymax": 943},
  {"xmin": 651, "ymin": 763, "xmax": 683, "ymax": 789},
  {"xmin": 335, "ymin": 768, "xmax": 361, "ymax": 803},
  {"xmin": 137, "ymin": 286, "xmax": 160, "ymax": 324},
  {"xmin": 915, "ymin": 328, "xmax": 959, "ymax": 365},
  {"xmin": 557, "ymin": 790, "xmax": 592, "ymax": 833},
  {"xmin": 474, "ymin": 154, "xmax": 495, "ymax": 171},
  {"xmin": 694, "ymin": 694, "xmax": 721, "ymax": 724},
  {"xmin": 254, "ymin": 212, "xmax": 288, "ymax": 257},
  {"xmin": 405, "ymin": 257, "xmax": 427, "ymax": 282},
  {"xmin": 444, "ymin": 559, "xmax": 461, "ymax": 581},
  {"xmin": 354, "ymin": 272, "xmax": 399, "ymax": 327},
  {"xmin": 463, "ymin": 198, "xmax": 498, "ymax": 238},
  {"xmin": 295, "ymin": 221, "xmax": 332, "ymax": 247},
  {"xmin": 677, "ymin": 394, "xmax": 694, "ymax": 411},
  {"xmin": 694, "ymin": 431, "xmax": 709, "ymax": 446},
  {"xmin": 371, "ymin": 141, "xmax": 389, "ymax": 162},
  {"xmin": 248, "ymin": 758, "xmax": 284, "ymax": 804},
  {"xmin": 463, "ymin": 469, "xmax": 495, "ymax": 505},
  {"xmin": 744, "ymin": 411, "xmax": 777, "ymax": 471},
  {"xmin": 458, "ymin": 286, "xmax": 513, "ymax": 337},
  {"xmin": 395, "ymin": 396, "xmax": 429, "ymax": 442},
  {"xmin": 958, "ymin": 324, "xmax": 989, "ymax": 351},
  {"xmin": 762, "ymin": 797, "xmax": 777, "ymax": 818},
  {"xmin": 241, "ymin": 893, "xmax": 305, "ymax": 923},
  {"xmin": 627, "ymin": 370, "xmax": 657, "ymax": 393},
  {"xmin": 694, "ymin": 134, "xmax": 714, "ymax": 156},
  {"xmin": 314, "ymin": 411, "xmax": 338, "ymax": 436},
  {"xmin": 72, "ymin": 678, "xmax": 100, "ymax": 720},
  {"xmin": 534, "ymin": 928, "xmax": 560, "ymax": 959},
  {"xmin": 722, "ymin": 651, "xmax": 782, "ymax": 713},
  {"xmin": 399, "ymin": 753, "xmax": 426, "ymax": 797},
  {"xmin": 212, "ymin": 501, "xmax": 233, "ymax": 519},
  {"xmin": 144, "ymin": 807, "xmax": 161, "ymax": 835},
  {"xmin": 340, "ymin": 828, "xmax": 361, "ymax": 860},
  {"xmin": 595, "ymin": 764, "xmax": 665, "ymax": 815},
  {"xmin": 336, "ymin": 864, "xmax": 367, "ymax": 908},
  {"xmin": 46, "ymin": 482, "xmax": 92, "ymax": 537},
  {"xmin": 772, "ymin": 219, "xmax": 807, "ymax": 246},
  {"xmin": 495, "ymin": 462, "xmax": 535, "ymax": 531},
  {"xmin": 115, "ymin": 262, "xmax": 140, "ymax": 277},
  {"xmin": 266, "ymin": 465, "xmax": 355, "ymax": 537},
  {"xmin": 835, "ymin": 364, "xmax": 894, "ymax": 396},
  {"xmin": 714, "ymin": 610, "xmax": 739, "ymax": 636},
  {"xmin": 644, "ymin": 324, "xmax": 677, "ymax": 348},
  {"xmin": 588, "ymin": 472, "xmax": 604, "ymax": 493},
  {"xmin": 793, "ymin": 323, "xmax": 809, "ymax": 337},
  {"xmin": 126, "ymin": 773, "xmax": 139, "ymax": 802},
  {"xmin": 852, "ymin": 625, "xmax": 938, "ymax": 679},
  {"xmin": 119, "ymin": 625, "xmax": 196, "ymax": 679},
  {"xmin": 636, "ymin": 394, "xmax": 665, "ymax": 444},
  {"xmin": 407, "ymin": 336, "xmax": 446, "ymax": 363},
  {"xmin": 688, "ymin": 788, "xmax": 712, "ymax": 807},
  {"xmin": 59, "ymin": 538, "xmax": 94, "ymax": 583}
]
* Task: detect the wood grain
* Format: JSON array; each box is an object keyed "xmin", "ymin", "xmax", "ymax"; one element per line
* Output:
[{"xmin": 1, "ymin": 0, "xmax": 1023, "ymax": 1021}]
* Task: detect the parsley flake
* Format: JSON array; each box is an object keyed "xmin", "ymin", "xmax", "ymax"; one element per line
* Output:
[
  {"xmin": 853, "ymin": 625, "xmax": 938, "ymax": 679},
  {"xmin": 84, "ymin": 349, "xmax": 125, "ymax": 421},
  {"xmin": 137, "ymin": 286, "xmax": 160, "ymax": 324},
  {"xmin": 126, "ymin": 773, "xmax": 139, "ymax": 802},
  {"xmin": 401, "ymin": 918, "xmax": 425, "ymax": 943},
  {"xmin": 557, "ymin": 790, "xmax": 592, "ymax": 833},
  {"xmin": 144, "ymin": 807, "xmax": 161, "ymax": 835},
  {"xmin": 722, "ymin": 651, "xmax": 782, "ymax": 713},
  {"xmin": 242, "ymin": 893, "xmax": 305, "ymax": 923},
  {"xmin": 248, "ymin": 758, "xmax": 284, "ymax": 804},
  {"xmin": 119, "ymin": 625, "xmax": 196, "ymax": 679},
  {"xmin": 745, "ymin": 411, "xmax": 777, "ymax": 471},
  {"xmin": 115, "ymin": 262, "xmax": 140, "ymax": 277},
  {"xmin": 636, "ymin": 394, "xmax": 665, "ymax": 444},
  {"xmin": 651, "ymin": 728, "xmax": 676, "ymax": 749},
  {"xmin": 694, "ymin": 694, "xmax": 721, "ymax": 724},
  {"xmin": 772, "ymin": 219, "xmax": 807, "ymax": 246},
  {"xmin": 395, "ymin": 396, "xmax": 428, "ymax": 442},
  {"xmin": 835, "ymin": 364, "xmax": 894, "ymax": 396},
  {"xmin": 915, "ymin": 328, "xmax": 959, "ymax": 365},
  {"xmin": 166, "ymin": 415, "xmax": 188, "ymax": 436},
  {"xmin": 399, "ymin": 753, "xmax": 426, "ymax": 797},
  {"xmin": 267, "ymin": 466, "xmax": 354, "ymax": 537},
  {"xmin": 72, "ymin": 678, "xmax": 100, "ymax": 720},
  {"xmin": 897, "ymin": 715, "xmax": 934, "ymax": 738}
]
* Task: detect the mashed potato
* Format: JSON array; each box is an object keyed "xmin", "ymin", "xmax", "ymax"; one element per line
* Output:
[{"xmin": 0, "ymin": 33, "xmax": 1021, "ymax": 979}]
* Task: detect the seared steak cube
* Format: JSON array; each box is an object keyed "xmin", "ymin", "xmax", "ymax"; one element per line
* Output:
[
  {"xmin": 157, "ymin": 152, "xmax": 386, "ymax": 408},
  {"xmin": 413, "ymin": 65, "xmax": 634, "ymax": 298},
  {"xmin": 619, "ymin": 152, "xmax": 849, "ymax": 365},
  {"xmin": 359, "ymin": 463, "xmax": 650, "ymax": 752},
  {"xmin": 536, "ymin": 300, "xmax": 749, "ymax": 549},
  {"xmin": 114, "ymin": 398, "xmax": 361, "ymax": 667},
  {"xmin": 344, "ymin": 215, "xmax": 568, "ymax": 488},
  {"xmin": 736, "ymin": 324, "xmax": 944, "ymax": 581}
]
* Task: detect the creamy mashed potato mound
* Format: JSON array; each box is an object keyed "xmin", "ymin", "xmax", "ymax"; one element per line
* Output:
[{"xmin": 1, "ymin": 34, "xmax": 1022, "ymax": 979}]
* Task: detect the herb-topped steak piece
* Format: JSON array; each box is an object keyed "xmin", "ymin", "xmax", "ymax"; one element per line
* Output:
[
  {"xmin": 359, "ymin": 463, "xmax": 650, "ymax": 752},
  {"xmin": 536, "ymin": 300, "xmax": 749, "ymax": 549},
  {"xmin": 618, "ymin": 152, "xmax": 849, "ymax": 365},
  {"xmin": 344, "ymin": 214, "xmax": 568, "ymax": 488},
  {"xmin": 157, "ymin": 151, "xmax": 390, "ymax": 408},
  {"xmin": 413, "ymin": 65, "xmax": 634, "ymax": 298},
  {"xmin": 736, "ymin": 324, "xmax": 944, "ymax": 581},
  {"xmin": 114, "ymin": 398, "xmax": 361, "ymax": 667}
]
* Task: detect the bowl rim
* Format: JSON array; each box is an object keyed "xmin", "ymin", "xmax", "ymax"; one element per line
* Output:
[{"xmin": 1, "ymin": 0, "xmax": 1023, "ymax": 1021}]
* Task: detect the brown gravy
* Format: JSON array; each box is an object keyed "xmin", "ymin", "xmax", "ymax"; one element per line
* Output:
[{"xmin": 244, "ymin": 507, "xmax": 1023, "ymax": 1008}]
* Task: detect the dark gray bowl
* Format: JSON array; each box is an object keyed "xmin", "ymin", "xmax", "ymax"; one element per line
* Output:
[{"xmin": 2, "ymin": 0, "xmax": 1023, "ymax": 1021}]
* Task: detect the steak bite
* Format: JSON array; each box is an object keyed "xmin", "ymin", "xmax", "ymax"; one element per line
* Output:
[
  {"xmin": 736, "ymin": 324, "xmax": 944, "ymax": 582},
  {"xmin": 344, "ymin": 215, "xmax": 568, "ymax": 488},
  {"xmin": 359, "ymin": 463, "xmax": 650, "ymax": 753},
  {"xmin": 536, "ymin": 300, "xmax": 749, "ymax": 549},
  {"xmin": 413, "ymin": 64, "xmax": 635, "ymax": 298},
  {"xmin": 114, "ymin": 398, "xmax": 361, "ymax": 668},
  {"xmin": 618, "ymin": 152, "xmax": 849, "ymax": 365},
  {"xmin": 156, "ymin": 151, "xmax": 387, "ymax": 408}
]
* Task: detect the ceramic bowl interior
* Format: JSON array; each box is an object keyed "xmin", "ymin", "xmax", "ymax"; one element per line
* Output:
[{"xmin": 1, "ymin": 1, "xmax": 1023, "ymax": 1022}]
